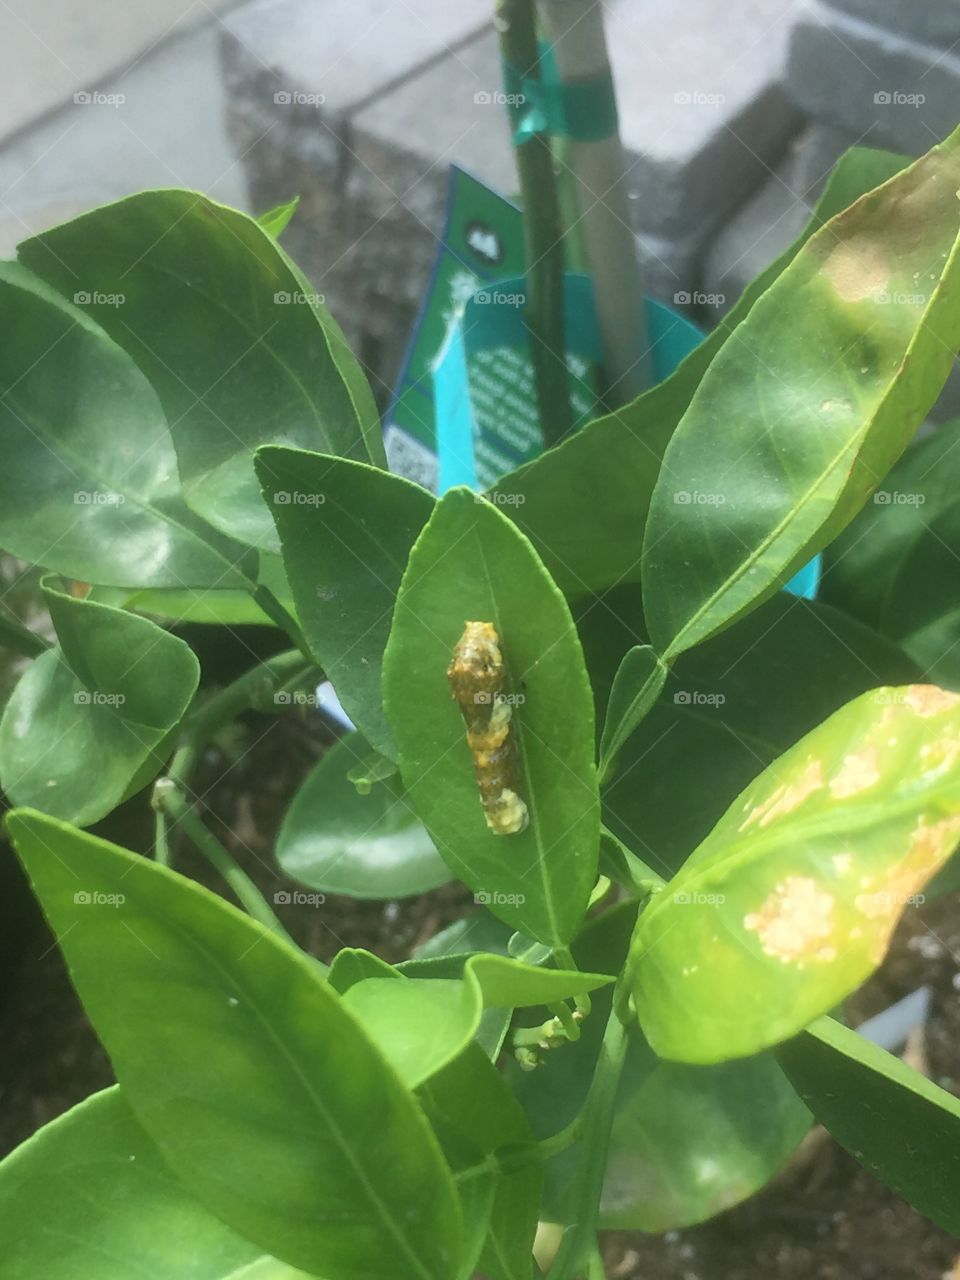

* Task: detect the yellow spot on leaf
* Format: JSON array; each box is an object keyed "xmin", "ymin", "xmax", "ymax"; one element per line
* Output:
[
  {"xmin": 903, "ymin": 685, "xmax": 960, "ymax": 718},
  {"xmin": 830, "ymin": 748, "xmax": 880, "ymax": 799},
  {"xmin": 740, "ymin": 759, "xmax": 824, "ymax": 831},
  {"xmin": 855, "ymin": 814, "xmax": 960, "ymax": 962},
  {"xmin": 744, "ymin": 876, "xmax": 835, "ymax": 964},
  {"xmin": 824, "ymin": 241, "xmax": 889, "ymax": 302}
]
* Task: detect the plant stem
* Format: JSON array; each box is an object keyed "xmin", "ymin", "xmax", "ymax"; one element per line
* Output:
[
  {"xmin": 154, "ymin": 649, "xmax": 318, "ymax": 862},
  {"xmin": 154, "ymin": 780, "xmax": 295, "ymax": 944},
  {"xmin": 456, "ymin": 1112, "xmax": 585, "ymax": 1184},
  {"xmin": 547, "ymin": 1001, "xmax": 629, "ymax": 1280},
  {"xmin": 497, "ymin": 0, "xmax": 573, "ymax": 448},
  {"xmin": 586, "ymin": 1239, "xmax": 606, "ymax": 1280}
]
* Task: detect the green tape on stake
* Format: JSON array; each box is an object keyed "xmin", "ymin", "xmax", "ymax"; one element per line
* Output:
[{"xmin": 502, "ymin": 53, "xmax": 618, "ymax": 144}]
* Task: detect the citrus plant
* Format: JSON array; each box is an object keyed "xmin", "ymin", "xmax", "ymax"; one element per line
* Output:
[{"xmin": 3, "ymin": 126, "xmax": 960, "ymax": 1280}]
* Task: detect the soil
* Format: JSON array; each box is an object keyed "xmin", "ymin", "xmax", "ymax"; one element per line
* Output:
[{"xmin": 2, "ymin": 702, "xmax": 960, "ymax": 1278}]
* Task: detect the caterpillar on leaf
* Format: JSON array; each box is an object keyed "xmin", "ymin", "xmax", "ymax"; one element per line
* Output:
[{"xmin": 447, "ymin": 621, "xmax": 529, "ymax": 836}]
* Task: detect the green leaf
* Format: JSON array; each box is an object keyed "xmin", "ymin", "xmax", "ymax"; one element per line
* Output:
[
  {"xmin": 496, "ymin": 147, "xmax": 909, "ymax": 598},
  {"xmin": 603, "ymin": 595, "xmax": 920, "ymax": 878},
  {"xmin": 413, "ymin": 910, "xmax": 514, "ymax": 960},
  {"xmin": 277, "ymin": 733, "xmax": 451, "ymax": 899},
  {"xmin": 597, "ymin": 645, "xmax": 667, "ymax": 784},
  {"xmin": 420, "ymin": 1044, "xmax": 541, "ymax": 1280},
  {"xmin": 257, "ymin": 448, "xmax": 434, "ymax": 756},
  {"xmin": 328, "ymin": 946, "xmax": 397, "ymax": 993},
  {"xmin": 0, "ymin": 262, "xmax": 247, "ymax": 588},
  {"xmin": 821, "ymin": 419, "xmax": 960, "ymax": 633},
  {"xmin": 821, "ymin": 422, "xmax": 960, "ymax": 689},
  {"xmin": 0, "ymin": 585, "xmax": 200, "ymax": 825},
  {"xmin": 342, "ymin": 954, "xmax": 612, "ymax": 1087},
  {"xmin": 0, "ymin": 1087, "xmax": 313, "ymax": 1279},
  {"xmin": 19, "ymin": 191, "xmax": 384, "ymax": 550},
  {"xmin": 629, "ymin": 683, "xmax": 960, "ymax": 1064},
  {"xmin": 878, "ymin": 502, "xmax": 960, "ymax": 688},
  {"xmin": 114, "ymin": 552, "xmax": 297, "ymax": 627},
  {"xmin": 382, "ymin": 488, "xmax": 599, "ymax": 946},
  {"xmin": 510, "ymin": 904, "xmax": 809, "ymax": 1233},
  {"xmin": 6, "ymin": 808, "xmax": 463, "ymax": 1280},
  {"xmin": 643, "ymin": 129, "xmax": 960, "ymax": 659},
  {"xmin": 258, "ymin": 196, "xmax": 300, "ymax": 238},
  {"xmin": 777, "ymin": 1015, "xmax": 960, "ymax": 1233}
]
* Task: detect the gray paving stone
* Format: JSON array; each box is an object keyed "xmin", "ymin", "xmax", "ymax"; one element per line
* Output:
[
  {"xmin": 786, "ymin": 3, "xmax": 960, "ymax": 155},
  {"xmin": 701, "ymin": 160, "xmax": 811, "ymax": 315},
  {"xmin": 824, "ymin": 0, "xmax": 960, "ymax": 50},
  {"xmin": 604, "ymin": 0, "xmax": 803, "ymax": 240},
  {"xmin": 221, "ymin": 0, "xmax": 804, "ymax": 398}
]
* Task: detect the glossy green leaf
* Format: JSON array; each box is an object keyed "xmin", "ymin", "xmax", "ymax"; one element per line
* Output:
[
  {"xmin": 777, "ymin": 1015, "xmax": 960, "ymax": 1233},
  {"xmin": 511, "ymin": 904, "xmax": 809, "ymax": 1232},
  {"xmin": 342, "ymin": 978, "xmax": 475, "ymax": 1087},
  {"xmin": 629, "ymin": 683, "xmax": 960, "ymax": 1064},
  {"xmin": 821, "ymin": 419, "xmax": 960, "ymax": 633},
  {"xmin": 343, "ymin": 954, "xmax": 612, "ymax": 1087},
  {"xmin": 6, "ymin": 808, "xmax": 463, "ymax": 1280},
  {"xmin": 0, "ymin": 586, "xmax": 199, "ymax": 825},
  {"xmin": 496, "ymin": 147, "xmax": 909, "ymax": 598},
  {"xmin": 258, "ymin": 196, "xmax": 300, "ymax": 238},
  {"xmin": 597, "ymin": 645, "xmax": 667, "ymax": 784},
  {"xmin": 413, "ymin": 910, "xmax": 514, "ymax": 961},
  {"xmin": 420, "ymin": 1044, "xmax": 541, "ymax": 1280},
  {"xmin": 20, "ymin": 191, "xmax": 384, "ymax": 550},
  {"xmin": 603, "ymin": 595, "xmax": 919, "ymax": 878},
  {"xmin": 382, "ymin": 489, "xmax": 599, "ymax": 946},
  {"xmin": 257, "ymin": 448, "xmax": 435, "ymax": 756},
  {"xmin": 643, "ymin": 130, "xmax": 960, "ymax": 659},
  {"xmin": 0, "ymin": 262, "xmax": 248, "ymax": 588},
  {"xmin": 328, "ymin": 946, "xmax": 397, "ymax": 993},
  {"xmin": 878, "ymin": 502, "xmax": 960, "ymax": 688},
  {"xmin": 116, "ymin": 552, "xmax": 297, "ymax": 627},
  {"xmin": 277, "ymin": 733, "xmax": 451, "ymax": 899},
  {"xmin": 0, "ymin": 1088, "xmax": 313, "ymax": 1279}
]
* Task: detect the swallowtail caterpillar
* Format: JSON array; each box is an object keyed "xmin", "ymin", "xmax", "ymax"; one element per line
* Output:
[{"xmin": 447, "ymin": 621, "xmax": 529, "ymax": 836}]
